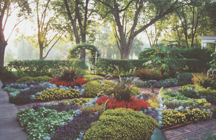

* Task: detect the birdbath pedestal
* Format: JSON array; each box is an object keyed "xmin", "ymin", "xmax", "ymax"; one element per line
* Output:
[{"xmin": 149, "ymin": 80, "xmax": 157, "ymax": 93}]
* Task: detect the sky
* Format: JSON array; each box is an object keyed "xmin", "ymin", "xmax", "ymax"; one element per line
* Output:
[{"xmin": 4, "ymin": 8, "xmax": 151, "ymax": 58}]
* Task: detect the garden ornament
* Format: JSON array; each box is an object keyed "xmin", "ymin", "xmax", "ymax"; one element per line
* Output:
[{"xmin": 149, "ymin": 80, "xmax": 157, "ymax": 93}]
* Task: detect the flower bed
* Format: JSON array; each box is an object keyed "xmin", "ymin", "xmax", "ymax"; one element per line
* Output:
[
  {"xmin": 17, "ymin": 107, "xmax": 75, "ymax": 140},
  {"xmin": 50, "ymin": 78, "xmax": 88, "ymax": 87},
  {"xmin": 12, "ymin": 75, "xmax": 215, "ymax": 139},
  {"xmin": 96, "ymin": 96, "xmax": 150, "ymax": 111},
  {"xmin": 34, "ymin": 88, "xmax": 81, "ymax": 101}
]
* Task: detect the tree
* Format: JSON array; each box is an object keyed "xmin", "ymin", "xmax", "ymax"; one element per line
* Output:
[
  {"xmin": 0, "ymin": 0, "xmax": 31, "ymax": 66},
  {"xmin": 53, "ymin": 0, "xmax": 97, "ymax": 61},
  {"xmin": 33, "ymin": 0, "xmax": 65, "ymax": 60},
  {"xmin": 144, "ymin": 19, "xmax": 168, "ymax": 48},
  {"xmin": 174, "ymin": 0, "xmax": 211, "ymax": 48},
  {"xmin": 96, "ymin": 0, "xmax": 195, "ymax": 59}
]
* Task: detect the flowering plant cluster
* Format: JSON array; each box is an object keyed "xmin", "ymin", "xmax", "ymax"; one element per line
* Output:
[
  {"xmin": 162, "ymin": 109, "xmax": 212, "ymax": 127},
  {"xmin": 51, "ymin": 112, "xmax": 100, "ymax": 140},
  {"xmin": 43, "ymin": 98, "xmax": 92, "ymax": 106},
  {"xmin": 50, "ymin": 77, "xmax": 88, "ymax": 87},
  {"xmin": 135, "ymin": 66, "xmax": 168, "ymax": 81},
  {"xmin": 95, "ymin": 96, "xmax": 150, "ymax": 111},
  {"xmin": 34, "ymin": 88, "xmax": 81, "ymax": 101},
  {"xmin": 17, "ymin": 107, "xmax": 75, "ymax": 140},
  {"xmin": 192, "ymin": 72, "xmax": 216, "ymax": 89},
  {"xmin": 79, "ymin": 103, "xmax": 106, "ymax": 115}
]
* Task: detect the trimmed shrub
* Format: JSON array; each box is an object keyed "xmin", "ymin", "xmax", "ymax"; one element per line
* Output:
[
  {"xmin": 131, "ymin": 87, "xmax": 141, "ymax": 96},
  {"xmin": 7, "ymin": 59, "xmax": 88, "ymax": 78},
  {"xmin": 84, "ymin": 81, "xmax": 102, "ymax": 97},
  {"xmin": 83, "ymin": 108, "xmax": 159, "ymax": 140},
  {"xmin": 16, "ymin": 76, "xmax": 52, "ymax": 82},
  {"xmin": 138, "ymin": 48, "xmax": 156, "ymax": 59}
]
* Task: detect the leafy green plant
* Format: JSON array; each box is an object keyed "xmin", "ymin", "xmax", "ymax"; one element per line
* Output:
[
  {"xmin": 52, "ymin": 60, "xmax": 86, "ymax": 82},
  {"xmin": 84, "ymin": 81, "xmax": 102, "ymax": 97},
  {"xmin": 17, "ymin": 107, "xmax": 75, "ymax": 140},
  {"xmin": 102, "ymin": 66, "xmax": 138, "ymax": 102},
  {"xmin": 7, "ymin": 59, "xmax": 88, "ymax": 78},
  {"xmin": 83, "ymin": 108, "xmax": 159, "ymax": 140}
]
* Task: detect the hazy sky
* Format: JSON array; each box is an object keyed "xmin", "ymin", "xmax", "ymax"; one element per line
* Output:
[{"xmin": 4, "ymin": 8, "xmax": 150, "ymax": 57}]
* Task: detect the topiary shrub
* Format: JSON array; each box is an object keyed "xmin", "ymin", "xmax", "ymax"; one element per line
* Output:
[
  {"xmin": 83, "ymin": 108, "xmax": 159, "ymax": 140},
  {"xmin": 131, "ymin": 87, "xmax": 141, "ymax": 96},
  {"xmin": 17, "ymin": 76, "xmax": 52, "ymax": 82},
  {"xmin": 84, "ymin": 81, "xmax": 102, "ymax": 97},
  {"xmin": 32, "ymin": 76, "xmax": 52, "ymax": 82},
  {"xmin": 16, "ymin": 76, "xmax": 34, "ymax": 82}
]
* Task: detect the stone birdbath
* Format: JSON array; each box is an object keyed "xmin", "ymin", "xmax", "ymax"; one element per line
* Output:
[{"xmin": 149, "ymin": 80, "xmax": 157, "ymax": 93}]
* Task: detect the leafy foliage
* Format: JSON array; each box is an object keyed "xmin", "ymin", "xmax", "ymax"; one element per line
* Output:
[
  {"xmin": 83, "ymin": 108, "xmax": 159, "ymax": 140},
  {"xmin": 7, "ymin": 59, "xmax": 88, "ymax": 78}
]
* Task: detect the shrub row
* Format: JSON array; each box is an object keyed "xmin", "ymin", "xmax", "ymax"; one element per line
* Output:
[
  {"xmin": 96, "ymin": 58, "xmax": 205, "ymax": 75},
  {"xmin": 139, "ymin": 47, "xmax": 213, "ymax": 71},
  {"xmin": 7, "ymin": 59, "xmax": 88, "ymax": 78},
  {"xmin": 16, "ymin": 76, "xmax": 52, "ymax": 82},
  {"xmin": 96, "ymin": 58, "xmax": 149, "ymax": 76}
]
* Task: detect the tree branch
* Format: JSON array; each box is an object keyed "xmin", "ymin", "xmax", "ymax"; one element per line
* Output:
[
  {"xmin": 96, "ymin": 0, "xmax": 113, "ymax": 9},
  {"xmin": 43, "ymin": 32, "xmax": 65, "ymax": 59},
  {"xmin": 118, "ymin": 0, "xmax": 134, "ymax": 12},
  {"xmin": 6, "ymin": 18, "xmax": 25, "ymax": 41}
]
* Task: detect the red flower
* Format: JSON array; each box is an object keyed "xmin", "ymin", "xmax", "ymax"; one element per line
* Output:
[
  {"xmin": 95, "ymin": 96, "xmax": 150, "ymax": 111},
  {"xmin": 50, "ymin": 78, "xmax": 88, "ymax": 87}
]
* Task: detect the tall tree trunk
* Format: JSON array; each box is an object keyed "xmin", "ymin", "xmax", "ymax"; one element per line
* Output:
[
  {"xmin": 39, "ymin": 44, "xmax": 44, "ymax": 60},
  {"xmin": 0, "ymin": 41, "xmax": 7, "ymax": 66}
]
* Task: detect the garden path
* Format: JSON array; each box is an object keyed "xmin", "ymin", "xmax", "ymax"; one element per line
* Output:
[{"xmin": 0, "ymin": 80, "xmax": 28, "ymax": 140}]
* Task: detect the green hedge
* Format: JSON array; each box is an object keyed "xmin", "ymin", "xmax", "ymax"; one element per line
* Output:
[
  {"xmin": 96, "ymin": 58, "xmax": 149, "ymax": 76},
  {"xmin": 7, "ymin": 59, "xmax": 88, "ymax": 78},
  {"xmin": 96, "ymin": 58, "xmax": 204, "ymax": 75},
  {"xmin": 176, "ymin": 59, "xmax": 200, "ymax": 72},
  {"xmin": 139, "ymin": 47, "xmax": 212, "ymax": 71}
]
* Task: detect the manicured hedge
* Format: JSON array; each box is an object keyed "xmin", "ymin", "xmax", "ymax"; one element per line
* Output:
[
  {"xmin": 7, "ymin": 59, "xmax": 88, "ymax": 78},
  {"xmin": 96, "ymin": 58, "xmax": 149, "ymax": 75},
  {"xmin": 176, "ymin": 59, "xmax": 200, "ymax": 72}
]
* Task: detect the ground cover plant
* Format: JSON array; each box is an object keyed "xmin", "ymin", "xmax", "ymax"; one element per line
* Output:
[
  {"xmin": 9, "ymin": 85, "xmax": 46, "ymax": 105},
  {"xmin": 33, "ymin": 98, "xmax": 92, "ymax": 112},
  {"xmin": 34, "ymin": 87, "xmax": 81, "ymax": 101},
  {"xmin": 17, "ymin": 107, "xmax": 75, "ymax": 140}
]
